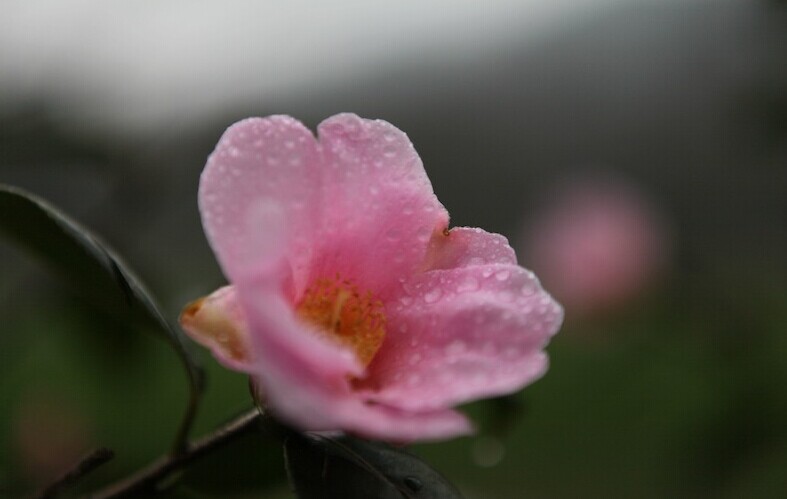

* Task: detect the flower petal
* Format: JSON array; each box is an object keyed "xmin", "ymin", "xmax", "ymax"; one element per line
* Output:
[
  {"xmin": 361, "ymin": 230, "xmax": 563, "ymax": 411},
  {"xmin": 179, "ymin": 285, "xmax": 252, "ymax": 372},
  {"xmin": 199, "ymin": 116, "xmax": 322, "ymax": 290},
  {"xmin": 239, "ymin": 276, "xmax": 473, "ymax": 441},
  {"xmin": 253, "ymin": 363, "xmax": 473, "ymax": 441},
  {"xmin": 423, "ymin": 227, "xmax": 517, "ymax": 270},
  {"xmin": 310, "ymin": 114, "xmax": 449, "ymax": 298}
]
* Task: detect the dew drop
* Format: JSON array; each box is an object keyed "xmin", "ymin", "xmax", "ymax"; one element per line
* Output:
[
  {"xmin": 228, "ymin": 147, "xmax": 241, "ymax": 158},
  {"xmin": 482, "ymin": 268, "xmax": 494, "ymax": 278},
  {"xmin": 383, "ymin": 146, "xmax": 397, "ymax": 158},
  {"xmin": 457, "ymin": 276, "xmax": 480, "ymax": 293},
  {"xmin": 399, "ymin": 296, "xmax": 414, "ymax": 306},
  {"xmin": 446, "ymin": 340, "xmax": 467, "ymax": 356},
  {"xmin": 385, "ymin": 228, "xmax": 402, "ymax": 242},
  {"xmin": 409, "ymin": 353, "xmax": 422, "ymax": 365},
  {"xmin": 495, "ymin": 269, "xmax": 511, "ymax": 281},
  {"xmin": 423, "ymin": 288, "xmax": 442, "ymax": 304}
]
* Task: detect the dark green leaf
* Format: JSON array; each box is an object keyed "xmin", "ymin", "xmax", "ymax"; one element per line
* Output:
[
  {"xmin": 0, "ymin": 184, "xmax": 203, "ymax": 451},
  {"xmin": 284, "ymin": 432, "xmax": 464, "ymax": 499}
]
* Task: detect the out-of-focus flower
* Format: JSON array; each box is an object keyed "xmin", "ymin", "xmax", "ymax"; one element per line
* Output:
[
  {"xmin": 522, "ymin": 177, "xmax": 669, "ymax": 318},
  {"xmin": 181, "ymin": 114, "xmax": 562, "ymax": 441}
]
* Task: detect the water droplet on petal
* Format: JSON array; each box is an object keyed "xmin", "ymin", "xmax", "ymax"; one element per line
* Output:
[
  {"xmin": 399, "ymin": 296, "xmax": 413, "ymax": 306},
  {"xmin": 386, "ymin": 228, "xmax": 402, "ymax": 242},
  {"xmin": 457, "ymin": 276, "xmax": 479, "ymax": 293},
  {"xmin": 446, "ymin": 340, "xmax": 467, "ymax": 356},
  {"xmin": 495, "ymin": 269, "xmax": 511, "ymax": 281},
  {"xmin": 504, "ymin": 346, "xmax": 520, "ymax": 358},
  {"xmin": 409, "ymin": 353, "xmax": 421, "ymax": 365},
  {"xmin": 423, "ymin": 288, "xmax": 442, "ymax": 304}
]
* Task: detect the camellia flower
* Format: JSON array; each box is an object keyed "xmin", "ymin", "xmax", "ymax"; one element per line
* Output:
[{"xmin": 181, "ymin": 114, "xmax": 562, "ymax": 441}]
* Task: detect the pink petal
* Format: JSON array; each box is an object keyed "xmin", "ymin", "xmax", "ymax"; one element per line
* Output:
[
  {"xmin": 199, "ymin": 116, "xmax": 322, "ymax": 292},
  {"xmin": 239, "ymin": 273, "xmax": 472, "ymax": 441},
  {"xmin": 179, "ymin": 285, "xmax": 252, "ymax": 372},
  {"xmin": 201, "ymin": 113, "xmax": 451, "ymax": 301},
  {"xmin": 423, "ymin": 226, "xmax": 517, "ymax": 270},
  {"xmin": 255, "ymin": 365, "xmax": 473, "ymax": 441},
  {"xmin": 360, "ymin": 230, "xmax": 563, "ymax": 411},
  {"xmin": 310, "ymin": 114, "xmax": 449, "ymax": 299}
]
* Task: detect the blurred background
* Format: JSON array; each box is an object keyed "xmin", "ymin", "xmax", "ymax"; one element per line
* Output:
[{"xmin": 1, "ymin": 0, "xmax": 786, "ymax": 497}]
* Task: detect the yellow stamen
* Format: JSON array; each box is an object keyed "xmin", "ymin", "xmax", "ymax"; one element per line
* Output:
[{"xmin": 296, "ymin": 276, "xmax": 386, "ymax": 366}]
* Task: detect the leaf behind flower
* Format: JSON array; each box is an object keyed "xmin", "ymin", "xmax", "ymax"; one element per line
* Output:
[
  {"xmin": 284, "ymin": 432, "xmax": 464, "ymax": 499},
  {"xmin": 0, "ymin": 184, "xmax": 203, "ymax": 450}
]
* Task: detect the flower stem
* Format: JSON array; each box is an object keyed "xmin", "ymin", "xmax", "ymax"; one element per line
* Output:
[
  {"xmin": 36, "ymin": 447, "xmax": 115, "ymax": 499},
  {"xmin": 91, "ymin": 409, "xmax": 262, "ymax": 499}
]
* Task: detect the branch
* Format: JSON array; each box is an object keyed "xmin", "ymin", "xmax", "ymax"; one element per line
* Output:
[
  {"xmin": 91, "ymin": 409, "xmax": 262, "ymax": 499},
  {"xmin": 36, "ymin": 447, "xmax": 115, "ymax": 499}
]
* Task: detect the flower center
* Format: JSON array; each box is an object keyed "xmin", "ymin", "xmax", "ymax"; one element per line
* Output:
[{"xmin": 296, "ymin": 276, "xmax": 386, "ymax": 366}]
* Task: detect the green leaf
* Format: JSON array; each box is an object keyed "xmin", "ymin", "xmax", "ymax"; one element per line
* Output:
[
  {"xmin": 284, "ymin": 432, "xmax": 464, "ymax": 499},
  {"xmin": 0, "ymin": 184, "xmax": 203, "ymax": 452}
]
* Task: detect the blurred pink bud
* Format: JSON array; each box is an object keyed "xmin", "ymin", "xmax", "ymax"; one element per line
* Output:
[{"xmin": 523, "ymin": 177, "xmax": 670, "ymax": 318}]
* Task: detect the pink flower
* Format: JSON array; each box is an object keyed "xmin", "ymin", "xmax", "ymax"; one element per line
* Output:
[
  {"xmin": 523, "ymin": 177, "xmax": 669, "ymax": 318},
  {"xmin": 181, "ymin": 114, "xmax": 562, "ymax": 441}
]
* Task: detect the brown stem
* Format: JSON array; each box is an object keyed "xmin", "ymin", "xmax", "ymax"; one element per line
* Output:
[
  {"xmin": 36, "ymin": 447, "xmax": 115, "ymax": 499},
  {"xmin": 91, "ymin": 409, "xmax": 262, "ymax": 499}
]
